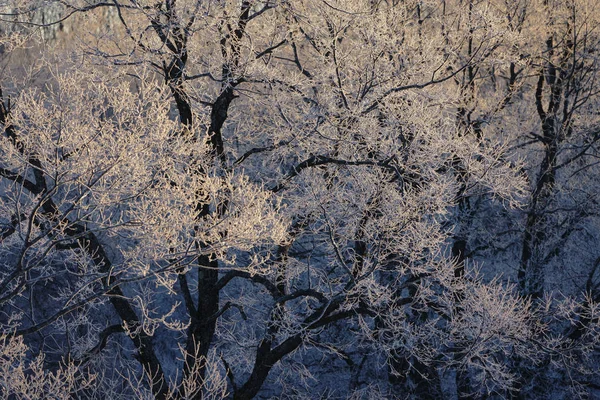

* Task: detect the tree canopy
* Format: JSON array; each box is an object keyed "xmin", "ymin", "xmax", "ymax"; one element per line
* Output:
[{"xmin": 0, "ymin": 0, "xmax": 599, "ymax": 398}]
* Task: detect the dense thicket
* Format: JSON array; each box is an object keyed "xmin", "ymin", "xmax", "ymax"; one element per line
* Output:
[{"xmin": 0, "ymin": 0, "xmax": 599, "ymax": 398}]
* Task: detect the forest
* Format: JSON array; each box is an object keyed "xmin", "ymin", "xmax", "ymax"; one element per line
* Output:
[{"xmin": 0, "ymin": 0, "xmax": 599, "ymax": 398}]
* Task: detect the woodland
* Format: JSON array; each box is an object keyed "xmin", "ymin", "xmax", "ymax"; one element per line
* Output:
[{"xmin": 0, "ymin": 0, "xmax": 599, "ymax": 398}]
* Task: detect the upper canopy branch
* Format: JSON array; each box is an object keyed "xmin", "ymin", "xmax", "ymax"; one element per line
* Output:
[{"xmin": 271, "ymin": 154, "xmax": 397, "ymax": 193}]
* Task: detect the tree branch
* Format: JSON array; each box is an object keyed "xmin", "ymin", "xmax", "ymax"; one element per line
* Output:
[
  {"xmin": 271, "ymin": 155, "xmax": 396, "ymax": 193},
  {"xmin": 214, "ymin": 270, "xmax": 282, "ymax": 299},
  {"xmin": 0, "ymin": 167, "xmax": 39, "ymax": 194}
]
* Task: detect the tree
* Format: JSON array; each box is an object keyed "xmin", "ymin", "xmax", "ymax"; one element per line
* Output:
[{"xmin": 0, "ymin": 0, "xmax": 599, "ymax": 398}]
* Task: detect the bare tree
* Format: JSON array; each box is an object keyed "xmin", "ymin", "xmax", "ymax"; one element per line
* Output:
[{"xmin": 0, "ymin": 1, "xmax": 599, "ymax": 399}]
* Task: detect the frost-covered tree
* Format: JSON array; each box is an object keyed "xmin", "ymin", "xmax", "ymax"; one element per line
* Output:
[{"xmin": 0, "ymin": 0, "xmax": 599, "ymax": 399}]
